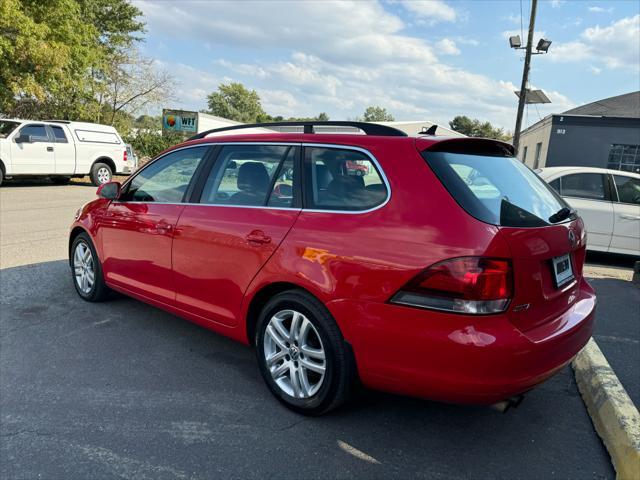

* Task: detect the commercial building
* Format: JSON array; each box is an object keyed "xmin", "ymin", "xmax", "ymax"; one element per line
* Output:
[{"xmin": 518, "ymin": 91, "xmax": 640, "ymax": 173}]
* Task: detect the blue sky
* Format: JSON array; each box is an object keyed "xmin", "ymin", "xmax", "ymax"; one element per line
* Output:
[{"xmin": 134, "ymin": 0, "xmax": 640, "ymax": 130}]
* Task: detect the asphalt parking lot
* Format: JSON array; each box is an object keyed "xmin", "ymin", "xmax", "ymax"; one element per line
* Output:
[{"xmin": 1, "ymin": 182, "xmax": 631, "ymax": 479}]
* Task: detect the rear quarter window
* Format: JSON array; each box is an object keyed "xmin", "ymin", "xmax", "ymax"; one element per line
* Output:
[
  {"xmin": 74, "ymin": 129, "xmax": 120, "ymax": 144},
  {"xmin": 304, "ymin": 146, "xmax": 388, "ymax": 211}
]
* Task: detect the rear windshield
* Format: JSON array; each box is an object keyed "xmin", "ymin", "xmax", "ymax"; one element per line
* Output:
[
  {"xmin": 423, "ymin": 151, "xmax": 570, "ymax": 227},
  {"xmin": 0, "ymin": 121, "xmax": 19, "ymax": 138}
]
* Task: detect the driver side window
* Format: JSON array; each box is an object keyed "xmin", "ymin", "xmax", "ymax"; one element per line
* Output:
[
  {"xmin": 120, "ymin": 146, "xmax": 208, "ymax": 203},
  {"xmin": 18, "ymin": 124, "xmax": 49, "ymax": 142}
]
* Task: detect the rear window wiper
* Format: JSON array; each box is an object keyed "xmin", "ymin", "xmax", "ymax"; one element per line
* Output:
[{"xmin": 548, "ymin": 207, "xmax": 575, "ymax": 223}]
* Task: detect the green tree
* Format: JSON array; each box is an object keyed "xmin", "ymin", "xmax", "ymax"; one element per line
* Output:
[
  {"xmin": 207, "ymin": 83, "xmax": 266, "ymax": 123},
  {"xmin": 78, "ymin": 0, "xmax": 145, "ymax": 53},
  {"xmin": 449, "ymin": 115, "xmax": 510, "ymax": 141},
  {"xmin": 362, "ymin": 106, "xmax": 395, "ymax": 122},
  {"xmin": 0, "ymin": 0, "xmax": 145, "ymax": 120},
  {"xmin": 124, "ymin": 129, "xmax": 182, "ymax": 159}
]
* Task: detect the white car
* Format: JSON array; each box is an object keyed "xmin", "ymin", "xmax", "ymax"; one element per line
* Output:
[
  {"xmin": 538, "ymin": 167, "xmax": 640, "ymax": 256},
  {"xmin": 0, "ymin": 119, "xmax": 133, "ymax": 186}
]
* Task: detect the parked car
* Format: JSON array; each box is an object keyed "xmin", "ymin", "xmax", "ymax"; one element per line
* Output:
[
  {"xmin": 0, "ymin": 119, "xmax": 131, "ymax": 186},
  {"xmin": 69, "ymin": 121, "xmax": 595, "ymax": 415},
  {"xmin": 538, "ymin": 167, "xmax": 640, "ymax": 256},
  {"xmin": 345, "ymin": 159, "xmax": 369, "ymax": 176}
]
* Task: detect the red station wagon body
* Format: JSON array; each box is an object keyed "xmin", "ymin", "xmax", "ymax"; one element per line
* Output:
[{"xmin": 70, "ymin": 129, "xmax": 595, "ymax": 406}]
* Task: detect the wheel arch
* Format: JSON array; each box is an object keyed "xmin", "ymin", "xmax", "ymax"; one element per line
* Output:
[
  {"xmin": 93, "ymin": 156, "xmax": 116, "ymax": 174},
  {"xmin": 245, "ymin": 281, "xmax": 322, "ymax": 346},
  {"xmin": 68, "ymin": 226, "xmax": 91, "ymax": 266}
]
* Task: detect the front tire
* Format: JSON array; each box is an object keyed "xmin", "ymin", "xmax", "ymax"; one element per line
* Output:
[
  {"xmin": 90, "ymin": 162, "xmax": 113, "ymax": 186},
  {"xmin": 255, "ymin": 290, "xmax": 355, "ymax": 415},
  {"xmin": 71, "ymin": 232, "xmax": 110, "ymax": 302}
]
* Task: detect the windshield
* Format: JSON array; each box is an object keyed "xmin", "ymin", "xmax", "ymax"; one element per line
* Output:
[
  {"xmin": 424, "ymin": 151, "xmax": 570, "ymax": 227},
  {"xmin": 0, "ymin": 121, "xmax": 19, "ymax": 139}
]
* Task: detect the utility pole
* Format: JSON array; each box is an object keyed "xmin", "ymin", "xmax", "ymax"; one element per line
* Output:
[{"xmin": 512, "ymin": 0, "xmax": 538, "ymax": 154}]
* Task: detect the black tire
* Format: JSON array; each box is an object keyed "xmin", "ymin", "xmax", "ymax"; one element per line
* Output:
[
  {"xmin": 255, "ymin": 290, "xmax": 355, "ymax": 415},
  {"xmin": 50, "ymin": 176, "xmax": 71, "ymax": 185},
  {"xmin": 90, "ymin": 162, "xmax": 113, "ymax": 186},
  {"xmin": 0, "ymin": 168, "xmax": 3, "ymax": 187},
  {"xmin": 70, "ymin": 232, "xmax": 110, "ymax": 302}
]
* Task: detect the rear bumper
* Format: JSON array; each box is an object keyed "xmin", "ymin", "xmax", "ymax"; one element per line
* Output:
[{"xmin": 326, "ymin": 278, "xmax": 595, "ymax": 404}]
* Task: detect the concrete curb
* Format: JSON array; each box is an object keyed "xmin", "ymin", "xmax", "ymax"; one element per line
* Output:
[{"xmin": 573, "ymin": 338, "xmax": 640, "ymax": 480}]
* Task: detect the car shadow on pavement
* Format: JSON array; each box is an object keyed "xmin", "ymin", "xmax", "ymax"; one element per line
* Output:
[
  {"xmin": 0, "ymin": 260, "xmax": 615, "ymax": 480},
  {"xmin": 586, "ymin": 251, "xmax": 638, "ymax": 269},
  {"xmin": 1, "ymin": 178, "xmax": 94, "ymax": 187}
]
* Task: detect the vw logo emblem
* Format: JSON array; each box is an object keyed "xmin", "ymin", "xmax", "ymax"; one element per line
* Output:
[
  {"xmin": 289, "ymin": 345, "xmax": 300, "ymax": 361},
  {"xmin": 568, "ymin": 229, "xmax": 577, "ymax": 248}
]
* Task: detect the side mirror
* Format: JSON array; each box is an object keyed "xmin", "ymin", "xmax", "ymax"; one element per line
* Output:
[
  {"xmin": 15, "ymin": 134, "xmax": 32, "ymax": 143},
  {"xmin": 97, "ymin": 181, "xmax": 121, "ymax": 200}
]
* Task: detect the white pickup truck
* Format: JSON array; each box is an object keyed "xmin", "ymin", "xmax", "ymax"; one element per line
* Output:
[{"xmin": 0, "ymin": 119, "xmax": 135, "ymax": 186}]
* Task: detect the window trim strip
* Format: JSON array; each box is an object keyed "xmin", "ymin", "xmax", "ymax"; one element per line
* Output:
[{"xmin": 115, "ymin": 141, "xmax": 391, "ymax": 215}]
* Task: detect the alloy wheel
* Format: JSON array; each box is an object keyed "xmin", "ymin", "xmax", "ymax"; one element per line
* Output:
[
  {"xmin": 97, "ymin": 167, "xmax": 111, "ymax": 184},
  {"xmin": 73, "ymin": 241, "xmax": 95, "ymax": 294},
  {"xmin": 263, "ymin": 309, "xmax": 326, "ymax": 399}
]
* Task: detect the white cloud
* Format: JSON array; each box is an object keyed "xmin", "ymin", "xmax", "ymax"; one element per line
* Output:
[
  {"xmin": 398, "ymin": 0, "xmax": 457, "ymax": 23},
  {"xmin": 454, "ymin": 36, "xmax": 480, "ymax": 46},
  {"xmin": 588, "ymin": 6, "xmax": 613, "ymax": 14},
  {"xmin": 502, "ymin": 29, "xmax": 547, "ymax": 40},
  {"xmin": 550, "ymin": 0, "xmax": 565, "ymax": 8},
  {"xmin": 435, "ymin": 38, "xmax": 460, "ymax": 55},
  {"xmin": 214, "ymin": 60, "xmax": 270, "ymax": 80},
  {"xmin": 503, "ymin": 13, "xmax": 522, "ymax": 25},
  {"xmin": 549, "ymin": 15, "xmax": 640, "ymax": 71},
  {"xmin": 258, "ymin": 89, "xmax": 304, "ymax": 116},
  {"xmin": 136, "ymin": 0, "xmax": 576, "ymax": 128},
  {"xmin": 588, "ymin": 65, "xmax": 602, "ymax": 74}
]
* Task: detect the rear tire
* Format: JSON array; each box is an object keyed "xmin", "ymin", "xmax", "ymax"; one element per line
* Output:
[
  {"xmin": 255, "ymin": 290, "xmax": 355, "ymax": 415},
  {"xmin": 70, "ymin": 232, "xmax": 110, "ymax": 302},
  {"xmin": 90, "ymin": 162, "xmax": 113, "ymax": 186}
]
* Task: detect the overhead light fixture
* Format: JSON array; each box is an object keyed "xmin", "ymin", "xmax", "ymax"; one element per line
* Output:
[
  {"xmin": 536, "ymin": 38, "xmax": 552, "ymax": 53},
  {"xmin": 509, "ymin": 35, "xmax": 522, "ymax": 49},
  {"xmin": 514, "ymin": 89, "xmax": 552, "ymax": 104}
]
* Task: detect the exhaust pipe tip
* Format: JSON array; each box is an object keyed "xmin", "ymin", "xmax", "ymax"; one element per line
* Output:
[{"xmin": 490, "ymin": 395, "xmax": 524, "ymax": 413}]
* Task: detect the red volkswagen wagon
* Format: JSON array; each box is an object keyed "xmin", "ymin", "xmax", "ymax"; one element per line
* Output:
[{"xmin": 69, "ymin": 122, "xmax": 595, "ymax": 415}]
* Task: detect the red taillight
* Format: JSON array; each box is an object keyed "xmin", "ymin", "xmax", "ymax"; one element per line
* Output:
[
  {"xmin": 391, "ymin": 257, "xmax": 513, "ymax": 314},
  {"xmin": 123, "ymin": 149, "xmax": 128, "ymax": 162}
]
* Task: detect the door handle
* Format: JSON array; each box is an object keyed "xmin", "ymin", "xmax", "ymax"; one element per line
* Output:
[
  {"xmin": 246, "ymin": 230, "xmax": 272, "ymax": 245},
  {"xmin": 47, "ymin": 146, "xmax": 54, "ymax": 152},
  {"xmin": 620, "ymin": 214, "xmax": 640, "ymax": 220}
]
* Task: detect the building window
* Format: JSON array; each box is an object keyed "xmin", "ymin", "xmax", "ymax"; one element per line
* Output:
[
  {"xmin": 608, "ymin": 144, "xmax": 640, "ymax": 173},
  {"xmin": 522, "ymin": 146, "xmax": 528, "ymax": 164},
  {"xmin": 533, "ymin": 142, "xmax": 542, "ymax": 169}
]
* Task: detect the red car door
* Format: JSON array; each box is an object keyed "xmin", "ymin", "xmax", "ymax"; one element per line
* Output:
[
  {"xmin": 172, "ymin": 144, "xmax": 301, "ymax": 326},
  {"xmin": 99, "ymin": 146, "xmax": 210, "ymax": 304}
]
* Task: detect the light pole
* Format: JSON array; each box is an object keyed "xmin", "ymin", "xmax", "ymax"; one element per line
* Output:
[{"xmin": 509, "ymin": 0, "xmax": 552, "ymax": 154}]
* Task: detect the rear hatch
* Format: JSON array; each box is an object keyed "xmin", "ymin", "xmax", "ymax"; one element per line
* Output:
[
  {"xmin": 421, "ymin": 139, "xmax": 586, "ymax": 331},
  {"xmin": 498, "ymin": 220, "xmax": 586, "ymax": 331}
]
